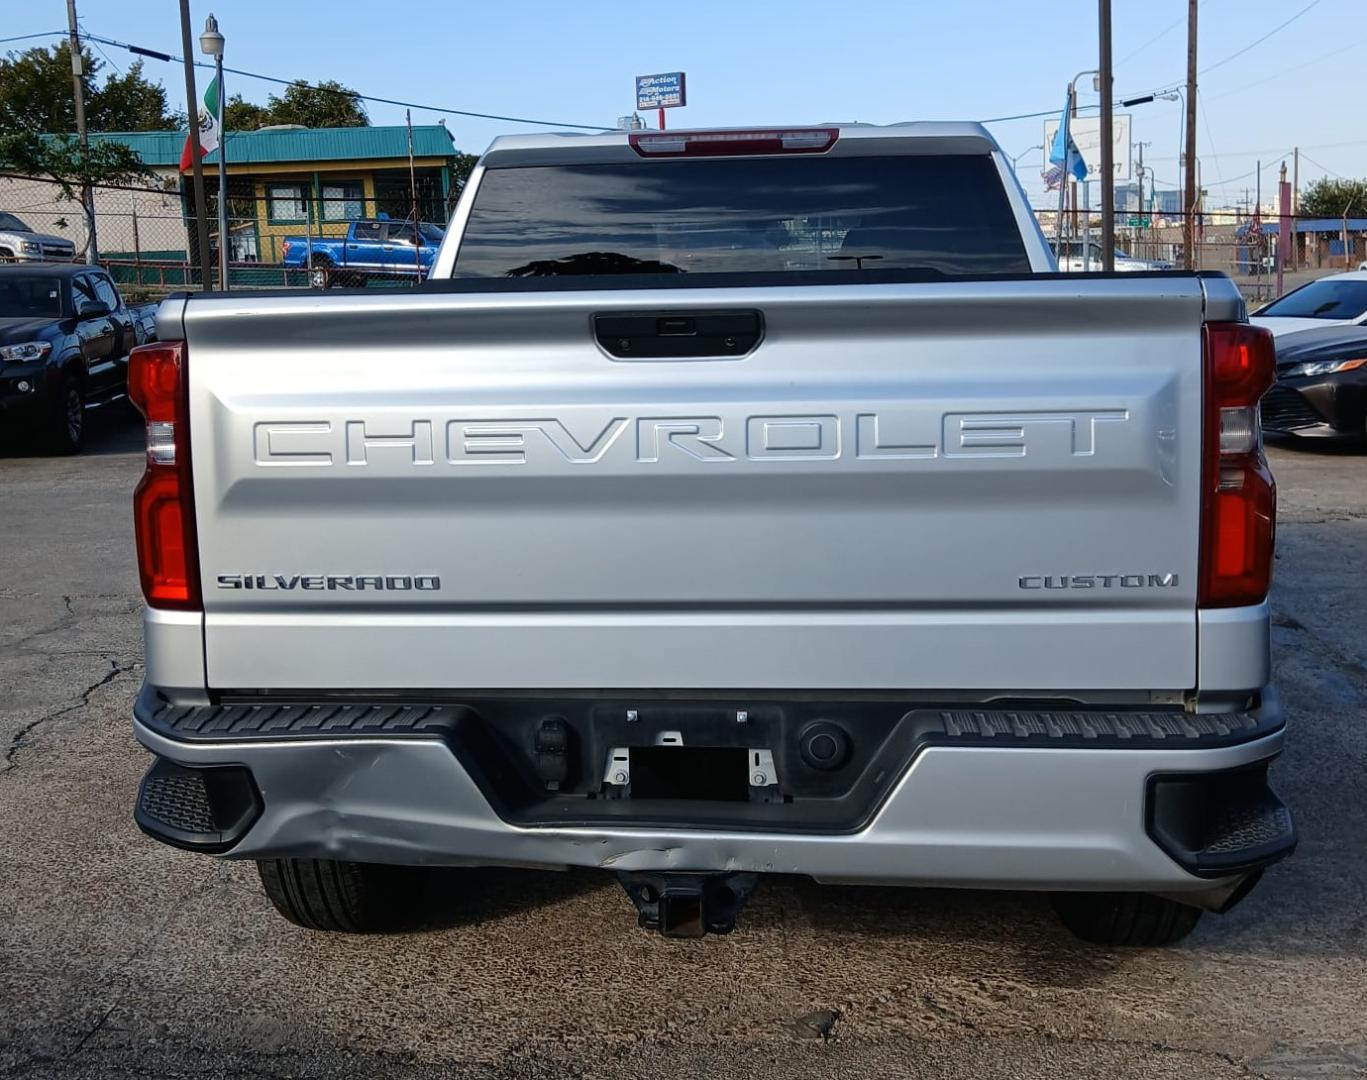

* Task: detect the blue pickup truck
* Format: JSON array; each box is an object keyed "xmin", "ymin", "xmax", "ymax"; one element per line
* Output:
[{"xmin": 281, "ymin": 219, "xmax": 444, "ymax": 288}]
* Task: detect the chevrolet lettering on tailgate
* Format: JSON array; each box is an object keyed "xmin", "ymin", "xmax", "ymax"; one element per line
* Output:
[{"xmin": 252, "ymin": 410, "xmax": 1131, "ymax": 468}]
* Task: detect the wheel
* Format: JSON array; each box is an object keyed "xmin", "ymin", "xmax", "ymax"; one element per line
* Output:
[
  {"xmin": 256, "ymin": 858, "xmax": 425, "ymax": 932},
  {"xmin": 48, "ymin": 375, "xmax": 85, "ymax": 454},
  {"xmin": 0, "ymin": 249, "xmax": 15, "ymax": 263},
  {"xmin": 308, "ymin": 261, "xmax": 333, "ymax": 289},
  {"xmin": 1051, "ymin": 892, "xmax": 1202, "ymax": 946}
]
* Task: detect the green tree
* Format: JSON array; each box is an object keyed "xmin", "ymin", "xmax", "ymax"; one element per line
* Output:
[
  {"xmin": 91, "ymin": 60, "xmax": 184, "ymax": 131},
  {"xmin": 0, "ymin": 131, "xmax": 155, "ymax": 257},
  {"xmin": 1299, "ymin": 178, "xmax": 1367, "ymax": 219},
  {"xmin": 263, "ymin": 80, "xmax": 368, "ymax": 128},
  {"xmin": 0, "ymin": 43, "xmax": 180, "ymax": 137},
  {"xmin": 449, "ymin": 152, "xmax": 478, "ymax": 196},
  {"xmin": 223, "ymin": 93, "xmax": 271, "ymax": 132}
]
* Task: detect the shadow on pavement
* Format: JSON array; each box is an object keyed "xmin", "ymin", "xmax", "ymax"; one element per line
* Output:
[
  {"xmin": 0, "ymin": 403, "xmax": 143, "ymax": 459},
  {"xmin": 404, "ymin": 866, "xmax": 606, "ymax": 932},
  {"xmin": 1265, "ymin": 433, "xmax": 1365, "ymax": 456}
]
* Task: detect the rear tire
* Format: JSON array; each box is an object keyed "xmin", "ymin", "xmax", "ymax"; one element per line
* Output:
[
  {"xmin": 256, "ymin": 858, "xmax": 425, "ymax": 932},
  {"xmin": 308, "ymin": 261, "xmax": 333, "ymax": 290},
  {"xmin": 1051, "ymin": 892, "xmax": 1202, "ymax": 946}
]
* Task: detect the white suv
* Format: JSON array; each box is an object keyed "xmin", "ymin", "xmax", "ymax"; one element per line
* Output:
[{"xmin": 0, "ymin": 212, "xmax": 77, "ymax": 264}]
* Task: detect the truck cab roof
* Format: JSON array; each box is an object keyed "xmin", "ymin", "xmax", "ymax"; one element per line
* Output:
[{"xmin": 479, "ymin": 122, "xmax": 1001, "ymax": 166}]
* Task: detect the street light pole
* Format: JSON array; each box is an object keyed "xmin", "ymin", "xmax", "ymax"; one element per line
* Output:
[
  {"xmin": 1010, "ymin": 144, "xmax": 1043, "ymax": 173},
  {"xmin": 200, "ymin": 15, "xmax": 228, "ymax": 289}
]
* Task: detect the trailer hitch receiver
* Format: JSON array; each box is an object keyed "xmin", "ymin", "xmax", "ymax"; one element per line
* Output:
[{"xmin": 616, "ymin": 871, "xmax": 760, "ymax": 937}]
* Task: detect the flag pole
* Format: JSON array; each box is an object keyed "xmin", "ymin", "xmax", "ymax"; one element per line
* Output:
[
  {"xmin": 406, "ymin": 109, "xmax": 422, "ymax": 283},
  {"xmin": 214, "ymin": 53, "xmax": 228, "ymax": 288},
  {"xmin": 1054, "ymin": 84, "xmax": 1073, "ymax": 265}
]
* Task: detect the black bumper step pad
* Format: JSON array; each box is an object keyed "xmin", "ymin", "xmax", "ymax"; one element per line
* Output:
[
  {"xmin": 920, "ymin": 706, "xmax": 1275, "ymax": 749},
  {"xmin": 135, "ymin": 757, "xmax": 262, "ymax": 853},
  {"xmin": 1147, "ymin": 762, "xmax": 1297, "ymax": 877},
  {"xmin": 146, "ymin": 698, "xmax": 467, "ymax": 741}
]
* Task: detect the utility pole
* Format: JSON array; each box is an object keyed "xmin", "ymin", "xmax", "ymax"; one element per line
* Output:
[
  {"xmin": 1292, "ymin": 146, "xmax": 1299, "ymax": 216},
  {"xmin": 1136, "ymin": 142, "xmax": 1149, "ymax": 256},
  {"xmin": 1292, "ymin": 146, "xmax": 1300, "ymax": 269},
  {"xmin": 1098, "ymin": 0, "xmax": 1115, "ymax": 271},
  {"xmin": 178, "ymin": 0, "xmax": 213, "ymax": 289},
  {"xmin": 65, "ymin": 0, "xmax": 96, "ymax": 264},
  {"xmin": 1255, "ymin": 159, "xmax": 1262, "ymax": 292},
  {"xmin": 1277, "ymin": 161, "xmax": 1287, "ymax": 295},
  {"xmin": 1183, "ymin": 0, "xmax": 1198, "ymax": 269}
]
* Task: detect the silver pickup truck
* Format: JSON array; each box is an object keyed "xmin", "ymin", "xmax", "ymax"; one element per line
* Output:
[{"xmin": 127, "ymin": 123, "xmax": 1293, "ymax": 944}]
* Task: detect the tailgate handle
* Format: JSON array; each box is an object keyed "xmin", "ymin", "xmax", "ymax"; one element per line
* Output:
[{"xmin": 594, "ymin": 309, "xmax": 763, "ymax": 360}]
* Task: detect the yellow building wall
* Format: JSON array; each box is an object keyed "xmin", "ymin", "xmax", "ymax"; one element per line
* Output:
[{"xmin": 233, "ymin": 158, "xmax": 446, "ymax": 264}]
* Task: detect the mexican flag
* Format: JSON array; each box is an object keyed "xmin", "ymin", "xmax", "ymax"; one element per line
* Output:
[{"xmin": 178, "ymin": 74, "xmax": 221, "ymax": 172}]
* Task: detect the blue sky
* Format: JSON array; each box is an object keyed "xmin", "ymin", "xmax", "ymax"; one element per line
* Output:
[{"xmin": 5, "ymin": 0, "xmax": 1358, "ymax": 209}]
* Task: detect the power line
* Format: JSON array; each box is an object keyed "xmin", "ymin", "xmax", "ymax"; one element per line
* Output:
[
  {"xmin": 1116, "ymin": 14, "xmax": 1184, "ymax": 65},
  {"xmin": 1297, "ymin": 153, "xmax": 1343, "ymax": 180},
  {"xmin": 79, "ymin": 20, "xmax": 123, "ymax": 76},
  {"xmin": 1205, "ymin": 34, "xmax": 1367, "ymax": 101},
  {"xmin": 1199, "ymin": 156, "xmax": 1292, "ymax": 190},
  {"xmin": 0, "ymin": 30, "xmax": 66, "ymax": 46},
  {"xmin": 23, "ymin": 28, "xmax": 613, "ymax": 132},
  {"xmin": 1197, "ymin": 90, "xmax": 1223, "ymax": 185},
  {"xmin": 1199, "ymin": 0, "xmax": 1322, "ymax": 76}
]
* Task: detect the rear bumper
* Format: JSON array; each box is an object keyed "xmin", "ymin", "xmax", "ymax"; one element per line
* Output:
[{"xmin": 132, "ymin": 686, "xmax": 1294, "ymax": 894}]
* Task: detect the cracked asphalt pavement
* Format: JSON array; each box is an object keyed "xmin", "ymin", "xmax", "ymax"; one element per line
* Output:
[{"xmin": 1, "ymin": 412, "xmax": 1365, "ymax": 1079}]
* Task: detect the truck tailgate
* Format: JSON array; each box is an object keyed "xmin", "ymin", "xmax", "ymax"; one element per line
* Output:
[{"xmin": 182, "ymin": 277, "xmax": 1208, "ymax": 691}]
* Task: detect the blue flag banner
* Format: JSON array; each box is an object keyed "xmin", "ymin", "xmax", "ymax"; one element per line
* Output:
[{"xmin": 1049, "ymin": 100, "xmax": 1089, "ymax": 183}]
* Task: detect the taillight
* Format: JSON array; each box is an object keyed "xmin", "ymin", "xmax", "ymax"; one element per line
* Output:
[
  {"xmin": 128, "ymin": 341, "xmax": 200, "ymax": 610},
  {"xmin": 1200, "ymin": 323, "xmax": 1276, "ymax": 608},
  {"xmin": 628, "ymin": 128, "xmax": 838, "ymax": 157}
]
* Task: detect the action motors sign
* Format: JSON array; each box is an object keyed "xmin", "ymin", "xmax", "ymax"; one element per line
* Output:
[{"xmin": 636, "ymin": 72, "xmax": 686, "ymax": 111}]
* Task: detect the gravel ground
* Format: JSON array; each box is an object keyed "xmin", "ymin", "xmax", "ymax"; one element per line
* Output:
[{"xmin": 1, "ymin": 411, "xmax": 1364, "ymax": 1080}]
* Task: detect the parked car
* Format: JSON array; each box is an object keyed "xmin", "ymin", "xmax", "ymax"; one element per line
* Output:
[
  {"xmin": 280, "ymin": 218, "xmax": 444, "ymax": 288},
  {"xmin": 1260, "ymin": 324, "xmax": 1367, "ymax": 441},
  {"xmin": 0, "ymin": 264, "xmax": 138, "ymax": 452},
  {"xmin": 1054, "ymin": 239, "xmax": 1172, "ymax": 272},
  {"xmin": 130, "ymin": 300, "xmax": 159, "ymax": 347},
  {"xmin": 1252, "ymin": 271, "xmax": 1367, "ymax": 338},
  {"xmin": 0, "ymin": 212, "xmax": 78, "ymax": 264},
  {"xmin": 129, "ymin": 123, "xmax": 1292, "ymax": 947}
]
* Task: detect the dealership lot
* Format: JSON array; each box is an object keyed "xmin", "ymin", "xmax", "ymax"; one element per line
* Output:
[{"xmin": 1, "ymin": 412, "xmax": 1364, "ymax": 1079}]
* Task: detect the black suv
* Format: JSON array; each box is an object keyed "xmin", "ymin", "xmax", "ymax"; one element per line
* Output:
[{"xmin": 0, "ymin": 264, "xmax": 141, "ymax": 452}]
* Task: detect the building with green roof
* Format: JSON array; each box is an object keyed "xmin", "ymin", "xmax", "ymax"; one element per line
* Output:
[{"xmin": 3, "ymin": 125, "xmax": 462, "ymax": 281}]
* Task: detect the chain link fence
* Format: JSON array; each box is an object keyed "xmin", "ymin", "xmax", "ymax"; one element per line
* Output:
[
  {"xmin": 1, "ymin": 172, "xmax": 453, "ymax": 298},
  {"xmin": 1037, "ymin": 206, "xmax": 1367, "ymax": 305},
  {"xmin": 6, "ymin": 172, "xmax": 1365, "ymax": 306}
]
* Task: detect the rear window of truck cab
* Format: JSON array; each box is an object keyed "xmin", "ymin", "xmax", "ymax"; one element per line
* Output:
[{"xmin": 451, "ymin": 154, "xmax": 1030, "ymax": 281}]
